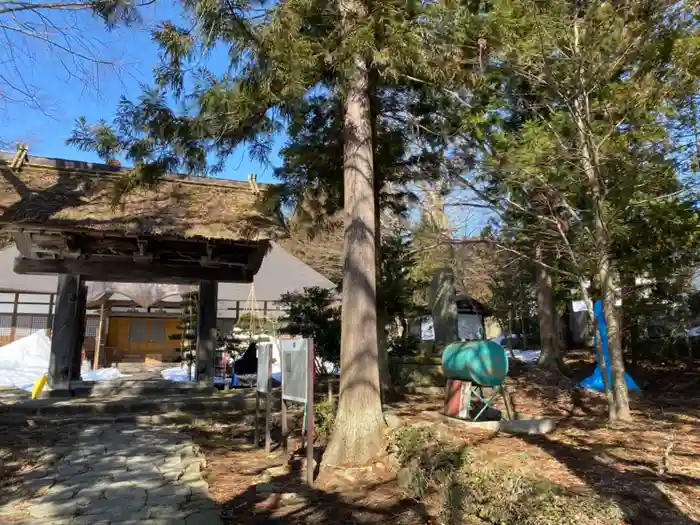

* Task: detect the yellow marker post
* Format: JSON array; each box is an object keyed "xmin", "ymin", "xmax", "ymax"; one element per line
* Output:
[{"xmin": 31, "ymin": 375, "xmax": 48, "ymax": 399}]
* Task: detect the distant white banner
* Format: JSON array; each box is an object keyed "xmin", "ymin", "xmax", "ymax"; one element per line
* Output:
[
  {"xmin": 572, "ymin": 300, "xmax": 588, "ymax": 313},
  {"xmin": 420, "ymin": 317, "xmax": 435, "ymax": 341}
]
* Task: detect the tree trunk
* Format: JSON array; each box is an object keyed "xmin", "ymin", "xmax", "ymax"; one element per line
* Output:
[
  {"xmin": 519, "ymin": 287, "xmax": 529, "ymax": 349},
  {"xmin": 322, "ymin": 15, "xmax": 385, "ymax": 466},
  {"xmin": 370, "ymin": 69, "xmax": 392, "ymax": 403},
  {"xmin": 429, "ymin": 265, "xmax": 458, "ymax": 346},
  {"xmin": 377, "ymin": 310, "xmax": 392, "ymax": 400},
  {"xmin": 535, "ymin": 244, "xmax": 561, "ymax": 370},
  {"xmin": 601, "ymin": 263, "xmax": 631, "ymax": 421},
  {"xmin": 573, "ymin": 20, "xmax": 631, "ymax": 422},
  {"xmin": 594, "ymin": 317, "xmax": 616, "ymax": 421},
  {"xmin": 506, "ymin": 309, "xmax": 516, "ymax": 358}
]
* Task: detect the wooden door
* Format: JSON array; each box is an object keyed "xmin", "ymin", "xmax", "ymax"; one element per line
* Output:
[
  {"xmin": 106, "ymin": 317, "xmax": 182, "ymax": 363},
  {"xmin": 106, "ymin": 317, "xmax": 130, "ymax": 363},
  {"xmin": 145, "ymin": 318, "xmax": 165, "ymax": 363}
]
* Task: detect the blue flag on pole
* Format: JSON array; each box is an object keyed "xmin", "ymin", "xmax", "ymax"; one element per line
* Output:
[{"xmin": 579, "ymin": 299, "xmax": 640, "ymax": 392}]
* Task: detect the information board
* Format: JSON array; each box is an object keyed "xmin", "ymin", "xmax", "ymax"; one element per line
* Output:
[
  {"xmin": 421, "ymin": 316, "xmax": 435, "ymax": 341},
  {"xmin": 280, "ymin": 337, "xmax": 310, "ymax": 403},
  {"xmin": 256, "ymin": 343, "xmax": 272, "ymax": 393}
]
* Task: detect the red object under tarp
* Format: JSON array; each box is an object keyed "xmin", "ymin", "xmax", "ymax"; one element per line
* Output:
[{"xmin": 444, "ymin": 379, "xmax": 464, "ymax": 418}]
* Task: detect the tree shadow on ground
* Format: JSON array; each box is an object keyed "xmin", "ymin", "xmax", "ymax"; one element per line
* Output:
[
  {"xmin": 522, "ymin": 433, "xmax": 700, "ymax": 525},
  {"xmin": 217, "ymin": 467, "xmax": 431, "ymax": 525}
]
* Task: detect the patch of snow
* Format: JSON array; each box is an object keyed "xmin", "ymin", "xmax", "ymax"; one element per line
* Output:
[
  {"xmin": 489, "ymin": 334, "xmax": 520, "ymax": 345},
  {"xmin": 82, "ymin": 368, "xmax": 130, "ymax": 381},
  {"xmin": 510, "ymin": 349, "xmax": 541, "ymax": 364},
  {"xmin": 0, "ymin": 330, "xmax": 52, "ymax": 390},
  {"xmin": 0, "ymin": 330, "xmax": 129, "ymax": 391},
  {"xmin": 161, "ymin": 364, "xmax": 195, "ymax": 382}
]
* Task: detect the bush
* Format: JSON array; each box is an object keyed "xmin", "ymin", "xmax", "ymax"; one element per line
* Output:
[
  {"xmin": 390, "ymin": 426, "xmax": 622, "ymax": 525},
  {"xmin": 451, "ymin": 467, "xmax": 622, "ymax": 525},
  {"xmin": 391, "ymin": 426, "xmax": 470, "ymax": 499},
  {"xmin": 314, "ymin": 398, "xmax": 336, "ymax": 440}
]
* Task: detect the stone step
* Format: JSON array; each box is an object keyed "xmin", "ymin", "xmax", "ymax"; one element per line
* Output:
[
  {"xmin": 0, "ymin": 389, "xmax": 283, "ymax": 419},
  {"xmin": 79, "ymin": 378, "xmax": 217, "ymax": 398},
  {"xmin": 0, "ymin": 409, "xmax": 265, "ymax": 427}
]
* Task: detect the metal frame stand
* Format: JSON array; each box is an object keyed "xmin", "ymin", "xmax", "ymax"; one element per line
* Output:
[{"xmin": 446, "ymin": 379, "xmax": 514, "ymax": 421}]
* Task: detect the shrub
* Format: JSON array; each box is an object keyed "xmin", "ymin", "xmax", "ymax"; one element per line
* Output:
[
  {"xmin": 450, "ymin": 467, "xmax": 622, "ymax": 525},
  {"xmin": 314, "ymin": 398, "xmax": 336, "ymax": 441},
  {"xmin": 391, "ymin": 426, "xmax": 470, "ymax": 499},
  {"xmin": 390, "ymin": 426, "xmax": 622, "ymax": 525}
]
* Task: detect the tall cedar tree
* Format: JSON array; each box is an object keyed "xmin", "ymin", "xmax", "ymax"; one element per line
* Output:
[
  {"xmin": 269, "ymin": 86, "xmax": 455, "ymax": 402},
  {"xmin": 68, "ymin": 0, "xmax": 481, "ymax": 464}
]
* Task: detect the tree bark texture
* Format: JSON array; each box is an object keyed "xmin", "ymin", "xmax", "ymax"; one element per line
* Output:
[
  {"xmin": 535, "ymin": 244, "xmax": 561, "ymax": 370},
  {"xmin": 600, "ymin": 263, "xmax": 631, "ymax": 420},
  {"xmin": 573, "ymin": 20, "xmax": 631, "ymax": 421},
  {"xmin": 322, "ymin": 20, "xmax": 385, "ymax": 466},
  {"xmin": 368, "ymin": 67, "xmax": 393, "ymax": 402},
  {"xmin": 429, "ymin": 266, "xmax": 459, "ymax": 346}
]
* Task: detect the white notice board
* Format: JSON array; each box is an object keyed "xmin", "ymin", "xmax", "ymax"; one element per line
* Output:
[
  {"xmin": 420, "ymin": 316, "xmax": 435, "ymax": 341},
  {"xmin": 256, "ymin": 343, "xmax": 272, "ymax": 393},
  {"xmin": 280, "ymin": 337, "xmax": 311, "ymax": 403}
]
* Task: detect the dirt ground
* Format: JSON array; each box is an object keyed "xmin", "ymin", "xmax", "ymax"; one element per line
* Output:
[{"xmin": 193, "ymin": 355, "xmax": 700, "ymax": 525}]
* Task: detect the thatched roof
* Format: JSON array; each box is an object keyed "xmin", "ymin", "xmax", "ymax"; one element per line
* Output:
[
  {"xmin": 0, "ymin": 151, "xmax": 287, "ymax": 242},
  {"xmin": 280, "ymin": 228, "xmax": 344, "ymax": 284}
]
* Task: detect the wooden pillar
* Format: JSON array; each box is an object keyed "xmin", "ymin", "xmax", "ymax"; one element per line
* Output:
[
  {"xmin": 48, "ymin": 275, "xmax": 82, "ymax": 389},
  {"xmin": 92, "ymin": 302, "xmax": 108, "ymax": 369},
  {"xmin": 9, "ymin": 293, "xmax": 18, "ymax": 342},
  {"xmin": 196, "ymin": 280, "xmax": 218, "ymax": 384},
  {"xmin": 71, "ymin": 279, "xmax": 88, "ymax": 381},
  {"xmin": 47, "ymin": 293, "xmax": 55, "ymax": 336}
]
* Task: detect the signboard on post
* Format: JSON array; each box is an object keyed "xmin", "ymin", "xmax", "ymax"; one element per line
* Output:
[
  {"xmin": 254, "ymin": 342, "xmax": 274, "ymax": 451},
  {"xmin": 420, "ymin": 316, "xmax": 435, "ymax": 341},
  {"xmin": 280, "ymin": 337, "xmax": 310, "ymax": 403},
  {"xmin": 256, "ymin": 343, "xmax": 272, "ymax": 393},
  {"xmin": 278, "ymin": 336, "xmax": 315, "ymax": 485}
]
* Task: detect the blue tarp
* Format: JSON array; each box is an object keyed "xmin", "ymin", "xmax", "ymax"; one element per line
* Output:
[{"xmin": 579, "ymin": 299, "xmax": 640, "ymax": 392}]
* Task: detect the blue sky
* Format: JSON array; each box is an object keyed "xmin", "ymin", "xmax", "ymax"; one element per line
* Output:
[
  {"xmin": 1, "ymin": 3, "xmax": 488, "ymax": 234},
  {"xmin": 1, "ymin": 2, "xmax": 283, "ymax": 184}
]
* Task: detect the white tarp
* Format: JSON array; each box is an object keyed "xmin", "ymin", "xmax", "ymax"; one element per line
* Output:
[
  {"xmin": 0, "ymin": 330, "xmax": 129, "ymax": 391},
  {"xmin": 489, "ymin": 335, "xmax": 541, "ymax": 363},
  {"xmin": 87, "ymin": 282, "xmax": 195, "ymax": 308},
  {"xmin": 510, "ymin": 349, "xmax": 541, "ymax": 363}
]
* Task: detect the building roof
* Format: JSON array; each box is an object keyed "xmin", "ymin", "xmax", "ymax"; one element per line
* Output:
[
  {"xmin": 0, "ymin": 151, "xmax": 286, "ymax": 242},
  {"xmin": 219, "ymin": 241, "xmax": 336, "ymax": 302},
  {"xmin": 0, "ymin": 242, "xmax": 335, "ymax": 302},
  {"xmin": 0, "ymin": 245, "xmax": 57, "ymax": 294},
  {"xmin": 455, "ymin": 295, "xmax": 492, "ymax": 316}
]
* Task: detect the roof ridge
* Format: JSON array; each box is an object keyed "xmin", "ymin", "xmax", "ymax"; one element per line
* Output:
[{"xmin": 0, "ymin": 151, "xmax": 272, "ymax": 191}]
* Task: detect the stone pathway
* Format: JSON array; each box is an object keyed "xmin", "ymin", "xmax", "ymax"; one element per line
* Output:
[{"xmin": 0, "ymin": 421, "xmax": 222, "ymax": 525}]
